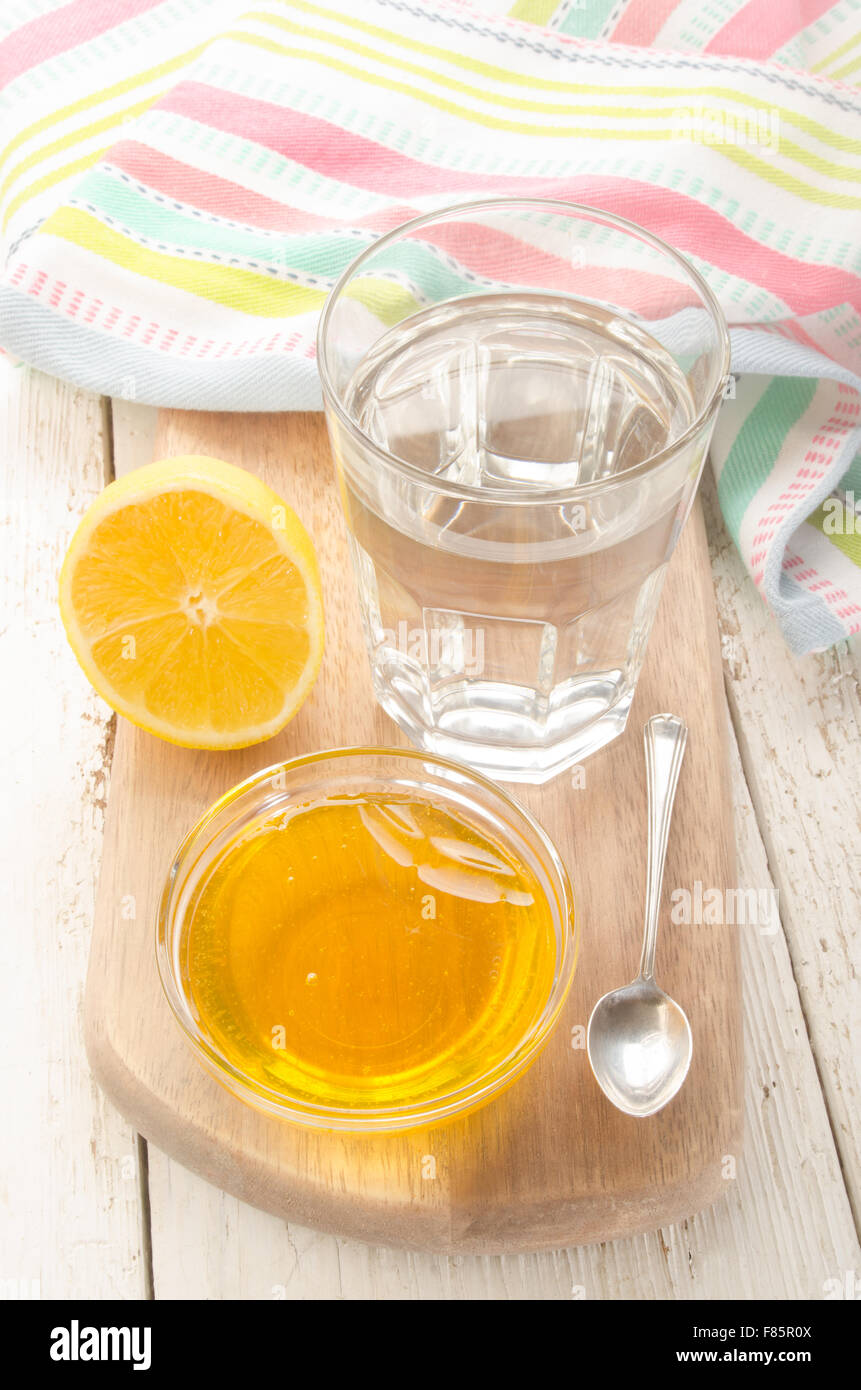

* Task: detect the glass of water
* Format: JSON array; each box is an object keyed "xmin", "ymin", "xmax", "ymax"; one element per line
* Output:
[{"xmin": 318, "ymin": 199, "xmax": 729, "ymax": 784}]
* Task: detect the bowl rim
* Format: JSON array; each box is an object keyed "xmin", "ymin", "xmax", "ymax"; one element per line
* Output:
[{"xmin": 156, "ymin": 744, "xmax": 578, "ymax": 1132}]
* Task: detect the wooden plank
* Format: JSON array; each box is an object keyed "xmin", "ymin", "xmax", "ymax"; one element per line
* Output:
[
  {"xmin": 0, "ymin": 363, "xmax": 148, "ymax": 1298},
  {"xmin": 85, "ymin": 406, "xmax": 740, "ymax": 1254},
  {"xmin": 702, "ymin": 470, "xmax": 861, "ymax": 1227},
  {"xmin": 144, "ymin": 717, "xmax": 859, "ymax": 1297},
  {"xmin": 112, "ymin": 404, "xmax": 857, "ymax": 1295}
]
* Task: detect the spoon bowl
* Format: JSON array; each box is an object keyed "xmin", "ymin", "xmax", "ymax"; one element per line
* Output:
[{"xmin": 587, "ymin": 979, "xmax": 692, "ymax": 1117}]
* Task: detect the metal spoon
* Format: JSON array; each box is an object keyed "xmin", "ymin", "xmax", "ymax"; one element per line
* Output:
[{"xmin": 587, "ymin": 713, "xmax": 692, "ymax": 1117}]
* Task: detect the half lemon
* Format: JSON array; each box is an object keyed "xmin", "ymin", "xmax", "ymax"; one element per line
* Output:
[{"xmin": 59, "ymin": 455, "xmax": 324, "ymax": 748}]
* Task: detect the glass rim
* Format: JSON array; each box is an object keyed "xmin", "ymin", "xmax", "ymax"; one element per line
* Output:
[
  {"xmin": 317, "ymin": 196, "xmax": 731, "ymax": 506},
  {"xmin": 156, "ymin": 744, "xmax": 578, "ymax": 1133}
]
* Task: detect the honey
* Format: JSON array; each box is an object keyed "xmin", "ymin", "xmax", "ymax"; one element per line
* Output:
[{"xmin": 182, "ymin": 793, "xmax": 560, "ymax": 1113}]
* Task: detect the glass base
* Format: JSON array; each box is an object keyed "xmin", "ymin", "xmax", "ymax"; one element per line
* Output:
[{"xmin": 373, "ymin": 678, "xmax": 634, "ymax": 785}]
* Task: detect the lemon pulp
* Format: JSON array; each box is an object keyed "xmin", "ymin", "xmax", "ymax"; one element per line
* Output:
[{"xmin": 59, "ymin": 456, "xmax": 324, "ymax": 748}]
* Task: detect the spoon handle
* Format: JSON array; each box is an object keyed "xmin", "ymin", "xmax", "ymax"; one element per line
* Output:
[{"xmin": 640, "ymin": 713, "xmax": 688, "ymax": 982}]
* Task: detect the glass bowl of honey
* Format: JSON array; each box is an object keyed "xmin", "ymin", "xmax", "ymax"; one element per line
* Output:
[{"xmin": 157, "ymin": 747, "xmax": 578, "ymax": 1132}]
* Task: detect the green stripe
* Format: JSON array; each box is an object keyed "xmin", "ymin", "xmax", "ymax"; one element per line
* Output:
[
  {"xmin": 75, "ymin": 169, "xmax": 372, "ymax": 275},
  {"xmin": 839, "ymin": 448, "xmax": 861, "ymax": 493},
  {"xmin": 66, "ymin": 168, "xmax": 508, "ymax": 302},
  {"xmin": 807, "ymin": 499, "xmax": 861, "ymax": 567},
  {"xmin": 45, "ymin": 197, "xmax": 493, "ymax": 323},
  {"xmin": 44, "ymin": 206, "xmax": 327, "ymax": 317},
  {"xmin": 717, "ymin": 377, "xmax": 817, "ymax": 538},
  {"xmin": 557, "ymin": 0, "xmax": 620, "ymax": 40}
]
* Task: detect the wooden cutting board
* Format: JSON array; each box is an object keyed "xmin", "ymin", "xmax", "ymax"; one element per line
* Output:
[{"xmin": 85, "ymin": 409, "xmax": 741, "ymax": 1255}]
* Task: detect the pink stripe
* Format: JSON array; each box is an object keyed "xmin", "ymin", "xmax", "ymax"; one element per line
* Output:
[
  {"xmin": 10, "ymin": 255, "xmax": 318, "ymax": 359},
  {"xmin": 430, "ymin": 180, "xmax": 859, "ymax": 316},
  {"xmin": 611, "ymin": 0, "xmax": 679, "ymax": 47},
  {"xmin": 150, "ymin": 86, "xmax": 861, "ymax": 315},
  {"xmin": 158, "ymin": 82, "xmax": 534, "ymax": 196},
  {"xmin": 705, "ymin": 0, "xmax": 834, "ymax": 58},
  {"xmin": 423, "ymin": 221, "xmax": 690, "ymax": 315},
  {"xmin": 109, "ymin": 143, "xmax": 439, "ymax": 238},
  {"xmin": 110, "ymin": 142, "xmax": 427, "ymax": 236},
  {"xmin": 109, "ymin": 141, "xmax": 307, "ymax": 230},
  {"xmin": 107, "ymin": 145, "xmax": 684, "ymax": 314},
  {"xmin": 0, "ymin": 0, "xmax": 162, "ymax": 86}
]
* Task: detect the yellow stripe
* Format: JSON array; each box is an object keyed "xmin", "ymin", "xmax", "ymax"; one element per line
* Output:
[
  {"xmin": 3, "ymin": 146, "xmax": 112, "ymax": 230},
  {"xmin": 811, "ymin": 26, "xmax": 861, "ymax": 73},
  {"xmin": 507, "ymin": 0, "xmax": 560, "ymax": 22},
  {"xmin": 250, "ymin": 11, "xmax": 861, "ymax": 184},
  {"xmin": 4, "ymin": 0, "xmax": 858, "ymax": 234},
  {"xmin": 0, "ymin": 96, "xmax": 157, "ymax": 206},
  {"xmin": 829, "ymin": 52, "xmax": 861, "ymax": 81},
  {"xmin": 807, "ymin": 500, "xmax": 861, "ymax": 566},
  {"xmin": 707, "ymin": 140, "xmax": 861, "ymax": 205},
  {"xmin": 46, "ymin": 204, "xmax": 412, "ymax": 326},
  {"xmin": 0, "ymin": 47, "xmax": 202, "ymax": 172},
  {"xmin": 228, "ymin": 30, "xmax": 675, "ymax": 136},
  {"xmin": 231, "ymin": 30, "xmax": 861, "ymax": 209},
  {"xmin": 272, "ymin": 0, "xmax": 861, "ymax": 154},
  {"xmin": 770, "ymin": 132, "xmax": 861, "ymax": 181},
  {"xmin": 343, "ymin": 276, "xmax": 421, "ymax": 327},
  {"xmin": 42, "ymin": 206, "xmax": 326, "ymax": 318}
]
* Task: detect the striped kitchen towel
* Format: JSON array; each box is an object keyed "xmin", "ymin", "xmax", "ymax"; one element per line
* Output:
[{"xmin": 1, "ymin": 0, "xmax": 860, "ymax": 654}]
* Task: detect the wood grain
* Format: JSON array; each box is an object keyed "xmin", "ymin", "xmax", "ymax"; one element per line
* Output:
[
  {"xmin": 0, "ymin": 364, "xmax": 148, "ymax": 1298},
  {"xmin": 84, "ymin": 409, "xmax": 741, "ymax": 1254},
  {"xmin": 703, "ymin": 470, "xmax": 861, "ymax": 1228}
]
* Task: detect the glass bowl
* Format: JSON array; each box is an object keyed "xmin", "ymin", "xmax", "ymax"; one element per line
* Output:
[{"xmin": 157, "ymin": 747, "xmax": 577, "ymax": 1132}]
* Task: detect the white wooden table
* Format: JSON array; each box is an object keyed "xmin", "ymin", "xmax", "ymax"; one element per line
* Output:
[{"xmin": 3, "ymin": 358, "xmax": 858, "ymax": 1300}]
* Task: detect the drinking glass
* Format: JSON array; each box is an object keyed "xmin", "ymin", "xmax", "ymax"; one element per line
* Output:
[{"xmin": 318, "ymin": 199, "xmax": 729, "ymax": 784}]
